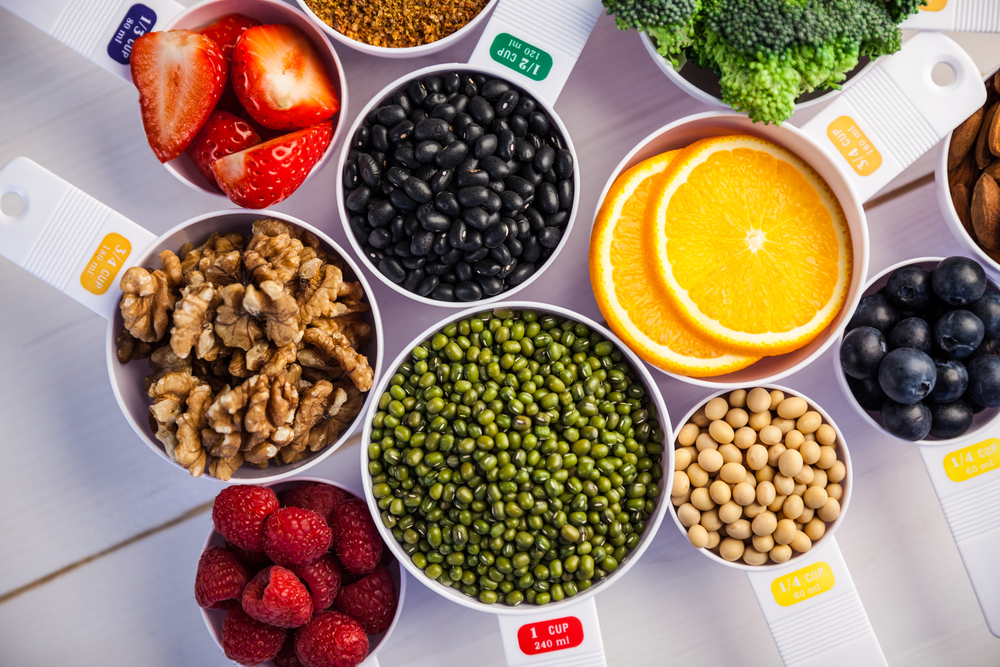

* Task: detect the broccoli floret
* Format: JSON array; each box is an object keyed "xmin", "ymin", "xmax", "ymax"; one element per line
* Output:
[
  {"xmin": 883, "ymin": 0, "xmax": 929, "ymax": 22},
  {"xmin": 603, "ymin": 0, "xmax": 701, "ymax": 63}
]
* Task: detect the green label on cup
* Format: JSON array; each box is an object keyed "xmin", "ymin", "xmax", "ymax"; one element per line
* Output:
[{"xmin": 489, "ymin": 33, "xmax": 552, "ymax": 81}]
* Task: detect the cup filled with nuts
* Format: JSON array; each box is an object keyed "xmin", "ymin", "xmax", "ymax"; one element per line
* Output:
[
  {"xmin": 361, "ymin": 303, "xmax": 672, "ymax": 666},
  {"xmin": 670, "ymin": 387, "xmax": 888, "ymax": 666},
  {"xmin": 0, "ymin": 157, "xmax": 382, "ymax": 483}
]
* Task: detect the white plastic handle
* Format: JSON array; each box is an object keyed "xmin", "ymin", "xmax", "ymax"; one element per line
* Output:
[
  {"xmin": 745, "ymin": 538, "xmax": 886, "ymax": 667},
  {"xmin": 468, "ymin": 0, "xmax": 603, "ymax": 108},
  {"xmin": 918, "ymin": 439, "xmax": 1000, "ymax": 637},
  {"xmin": 0, "ymin": 0, "xmax": 185, "ymax": 83},
  {"xmin": 801, "ymin": 31, "xmax": 986, "ymax": 203},
  {"xmin": 0, "ymin": 157, "xmax": 157, "ymax": 319},
  {"xmin": 496, "ymin": 597, "xmax": 606, "ymax": 667},
  {"xmin": 901, "ymin": 0, "xmax": 1000, "ymax": 32}
]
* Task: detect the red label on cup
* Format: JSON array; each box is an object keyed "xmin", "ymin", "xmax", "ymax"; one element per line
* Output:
[{"xmin": 517, "ymin": 616, "xmax": 584, "ymax": 655}]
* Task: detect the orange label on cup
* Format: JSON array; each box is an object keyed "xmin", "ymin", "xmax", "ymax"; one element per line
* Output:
[
  {"xmin": 772, "ymin": 562, "xmax": 835, "ymax": 607},
  {"xmin": 920, "ymin": 0, "xmax": 947, "ymax": 11},
  {"xmin": 944, "ymin": 438, "xmax": 1000, "ymax": 482},
  {"xmin": 80, "ymin": 233, "xmax": 131, "ymax": 295},
  {"xmin": 827, "ymin": 116, "xmax": 882, "ymax": 176}
]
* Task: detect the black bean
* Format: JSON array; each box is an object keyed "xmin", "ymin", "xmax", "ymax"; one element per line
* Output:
[
  {"xmin": 430, "ymin": 103, "xmax": 457, "ymax": 122},
  {"xmin": 521, "ymin": 237, "xmax": 541, "ymax": 263},
  {"xmin": 343, "ymin": 160, "xmax": 359, "ymax": 189},
  {"xmin": 453, "ymin": 112, "xmax": 473, "ymax": 130},
  {"xmin": 415, "ymin": 141, "xmax": 442, "ymax": 163},
  {"xmin": 547, "ymin": 133, "xmax": 564, "ymax": 151},
  {"xmin": 410, "ymin": 228, "xmax": 435, "ymax": 256},
  {"xmin": 430, "ymin": 169, "xmax": 453, "ymax": 193},
  {"xmin": 461, "ymin": 123, "xmax": 484, "ymax": 144},
  {"xmin": 508, "ymin": 114, "xmax": 528, "ymax": 137},
  {"xmin": 519, "ymin": 163, "xmax": 543, "ymax": 187},
  {"xmin": 527, "ymin": 112, "xmax": 550, "ymax": 136},
  {"xmin": 424, "ymin": 92, "xmax": 448, "ymax": 110},
  {"xmin": 489, "ymin": 243, "xmax": 511, "ymax": 265},
  {"xmin": 506, "ymin": 237, "xmax": 523, "ymax": 257},
  {"xmin": 491, "ymin": 119, "xmax": 510, "ymax": 135},
  {"xmin": 545, "ymin": 210, "xmax": 570, "ymax": 228},
  {"xmin": 426, "ymin": 261, "xmax": 448, "ymax": 276},
  {"xmin": 393, "ymin": 92, "xmax": 413, "ymax": 115},
  {"xmin": 388, "ymin": 120, "xmax": 412, "ymax": 146},
  {"xmin": 389, "ymin": 188, "xmax": 417, "ymax": 210},
  {"xmin": 455, "ymin": 281, "xmax": 483, "ymax": 301},
  {"xmin": 530, "ymin": 146, "xmax": 553, "ymax": 174},
  {"xmin": 450, "ymin": 93, "xmax": 468, "ymax": 112},
  {"xmin": 504, "ymin": 176, "xmax": 534, "ymax": 201},
  {"xmin": 488, "ymin": 179, "xmax": 505, "ymax": 194},
  {"xmin": 535, "ymin": 182, "xmax": 559, "ymax": 214},
  {"xmin": 523, "ymin": 207, "xmax": 545, "ymax": 234},
  {"xmin": 483, "ymin": 220, "xmax": 509, "ymax": 249},
  {"xmin": 410, "ymin": 109, "xmax": 427, "ymax": 124},
  {"xmin": 386, "ymin": 166, "xmax": 409, "ymax": 188},
  {"xmin": 402, "ymin": 256, "xmax": 425, "ymax": 269},
  {"xmin": 460, "ymin": 229, "xmax": 483, "ymax": 252},
  {"xmin": 358, "ymin": 153, "xmax": 381, "ymax": 188},
  {"xmin": 377, "ymin": 105, "xmax": 406, "ymax": 127},
  {"xmin": 538, "ymin": 227, "xmax": 562, "ymax": 249},
  {"xmin": 390, "ymin": 216, "xmax": 406, "ymax": 242},
  {"xmin": 414, "ymin": 163, "xmax": 438, "ymax": 181},
  {"xmin": 366, "ymin": 248, "xmax": 385, "ymax": 263},
  {"xmin": 414, "ymin": 117, "xmax": 449, "ymax": 142},
  {"xmin": 462, "ymin": 206, "xmax": 490, "ymax": 230},
  {"xmin": 368, "ymin": 228, "xmax": 392, "ymax": 249},
  {"xmin": 425, "ymin": 75, "xmax": 444, "ymax": 93},
  {"xmin": 402, "ymin": 177, "xmax": 433, "ymax": 204},
  {"xmin": 417, "ymin": 275, "xmax": 439, "ymax": 297},
  {"xmin": 507, "ymin": 262, "xmax": 536, "ymax": 287},
  {"xmin": 353, "ymin": 125, "xmax": 370, "ymax": 150},
  {"xmin": 436, "ymin": 141, "xmax": 469, "ymax": 169},
  {"xmin": 514, "ymin": 138, "xmax": 535, "ymax": 162},
  {"xmin": 364, "ymin": 108, "xmax": 379, "ymax": 126},
  {"xmin": 367, "ymin": 200, "xmax": 394, "ymax": 227},
  {"xmin": 554, "ymin": 149, "xmax": 574, "ymax": 179},
  {"xmin": 544, "ymin": 168, "xmax": 558, "ymax": 184},
  {"xmin": 495, "ymin": 89, "xmax": 519, "ymax": 117},
  {"xmin": 402, "ymin": 268, "xmax": 423, "ymax": 292},
  {"xmin": 516, "ymin": 217, "xmax": 530, "ymax": 240},
  {"xmin": 498, "ymin": 258, "xmax": 517, "ymax": 279},
  {"xmin": 432, "ymin": 232, "xmax": 450, "ymax": 256},
  {"xmin": 501, "ymin": 190, "xmax": 524, "ymax": 213},
  {"xmin": 473, "ymin": 256, "xmax": 502, "ymax": 276},
  {"xmin": 441, "ymin": 248, "xmax": 463, "ymax": 265},
  {"xmin": 393, "ymin": 241, "xmax": 412, "ymax": 257},
  {"xmin": 458, "ymin": 170, "xmax": 489, "ymax": 188},
  {"xmin": 434, "ymin": 192, "xmax": 461, "ymax": 218},
  {"xmin": 349, "ymin": 214, "xmax": 369, "ymax": 239},
  {"xmin": 345, "ymin": 185, "xmax": 371, "ymax": 211},
  {"xmin": 480, "ymin": 156, "xmax": 511, "ymax": 180},
  {"xmin": 480, "ymin": 78, "xmax": 509, "ymax": 100},
  {"xmin": 557, "ymin": 179, "xmax": 574, "ymax": 209},
  {"xmin": 460, "ymin": 75, "xmax": 478, "ymax": 97},
  {"xmin": 478, "ymin": 275, "xmax": 503, "ymax": 296},
  {"xmin": 514, "ymin": 97, "xmax": 536, "ymax": 117},
  {"xmin": 475, "ymin": 134, "xmax": 498, "ymax": 159},
  {"xmin": 395, "ymin": 144, "xmax": 421, "ymax": 170},
  {"xmin": 455, "ymin": 261, "xmax": 473, "ymax": 283},
  {"xmin": 456, "ymin": 156, "xmax": 479, "ymax": 174},
  {"xmin": 381, "ymin": 181, "xmax": 394, "ymax": 196},
  {"xmin": 469, "ymin": 96, "xmax": 495, "ymax": 125},
  {"xmin": 496, "ymin": 130, "xmax": 516, "ymax": 161},
  {"xmin": 465, "ymin": 245, "xmax": 489, "ymax": 262},
  {"xmin": 418, "ymin": 203, "xmax": 451, "ymax": 231},
  {"xmin": 408, "ymin": 79, "xmax": 428, "ymax": 104},
  {"xmin": 439, "ymin": 70, "xmax": 458, "ymax": 92},
  {"xmin": 449, "ymin": 220, "xmax": 468, "ymax": 248},
  {"xmin": 368, "ymin": 124, "xmax": 388, "ymax": 152},
  {"xmin": 404, "ymin": 213, "xmax": 420, "ymax": 235},
  {"xmin": 431, "ymin": 283, "xmax": 455, "ymax": 301},
  {"xmin": 379, "ymin": 257, "xmax": 406, "ymax": 283},
  {"xmin": 483, "ymin": 191, "xmax": 502, "ymax": 213},
  {"xmin": 458, "ymin": 186, "xmax": 490, "ymax": 207}
]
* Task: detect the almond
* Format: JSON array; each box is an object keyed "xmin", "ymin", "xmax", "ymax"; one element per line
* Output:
[
  {"xmin": 985, "ymin": 158, "xmax": 1000, "ymax": 181},
  {"xmin": 950, "ymin": 150, "xmax": 979, "ymax": 191},
  {"xmin": 949, "ymin": 106, "xmax": 984, "ymax": 170},
  {"xmin": 976, "ymin": 103, "xmax": 998, "ymax": 170},
  {"xmin": 952, "ymin": 182, "xmax": 975, "ymax": 240},
  {"xmin": 972, "ymin": 173, "xmax": 1000, "ymax": 250},
  {"xmin": 990, "ymin": 105, "xmax": 1000, "ymax": 158}
]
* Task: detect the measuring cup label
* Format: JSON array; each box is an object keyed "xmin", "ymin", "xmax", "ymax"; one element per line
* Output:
[
  {"xmin": 826, "ymin": 116, "xmax": 883, "ymax": 177},
  {"xmin": 944, "ymin": 438, "xmax": 1000, "ymax": 482},
  {"xmin": 921, "ymin": 0, "xmax": 947, "ymax": 10},
  {"xmin": 80, "ymin": 233, "xmax": 131, "ymax": 295},
  {"xmin": 771, "ymin": 561, "xmax": 835, "ymax": 607},
  {"xmin": 106, "ymin": 4, "xmax": 157, "ymax": 65},
  {"xmin": 489, "ymin": 33, "xmax": 553, "ymax": 82},
  {"xmin": 517, "ymin": 616, "xmax": 584, "ymax": 655}
]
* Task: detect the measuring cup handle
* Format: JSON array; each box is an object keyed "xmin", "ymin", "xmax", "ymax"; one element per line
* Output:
[
  {"xmin": 744, "ymin": 537, "xmax": 886, "ymax": 667},
  {"xmin": 0, "ymin": 0, "xmax": 185, "ymax": 83},
  {"xmin": 918, "ymin": 442, "xmax": 1000, "ymax": 637},
  {"xmin": 467, "ymin": 0, "xmax": 604, "ymax": 108},
  {"xmin": 900, "ymin": 1, "xmax": 1000, "ymax": 32},
  {"xmin": 799, "ymin": 31, "xmax": 985, "ymax": 203},
  {"xmin": 0, "ymin": 157, "xmax": 157, "ymax": 320},
  {"xmin": 495, "ymin": 597, "xmax": 607, "ymax": 667}
]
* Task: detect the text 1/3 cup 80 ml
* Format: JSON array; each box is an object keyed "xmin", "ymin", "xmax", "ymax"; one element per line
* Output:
[
  {"xmin": 0, "ymin": 157, "xmax": 383, "ymax": 484},
  {"xmin": 338, "ymin": 0, "xmax": 604, "ymax": 307}
]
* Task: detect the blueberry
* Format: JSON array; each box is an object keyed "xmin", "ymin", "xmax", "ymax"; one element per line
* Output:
[
  {"xmin": 885, "ymin": 264, "xmax": 932, "ymax": 311},
  {"xmin": 964, "ymin": 395, "xmax": 987, "ymax": 414},
  {"xmin": 847, "ymin": 294, "xmax": 899, "ymax": 334},
  {"xmin": 927, "ymin": 359, "xmax": 969, "ymax": 404},
  {"xmin": 932, "ymin": 256, "xmax": 986, "ymax": 306},
  {"xmin": 971, "ymin": 337, "xmax": 1000, "ymax": 359},
  {"xmin": 878, "ymin": 348, "xmax": 936, "ymax": 404},
  {"xmin": 887, "ymin": 317, "xmax": 932, "ymax": 353},
  {"xmin": 881, "ymin": 400, "xmax": 933, "ymax": 441},
  {"xmin": 969, "ymin": 291, "xmax": 1000, "ymax": 339},
  {"xmin": 847, "ymin": 375, "xmax": 888, "ymax": 411},
  {"xmin": 928, "ymin": 401, "xmax": 974, "ymax": 439},
  {"xmin": 967, "ymin": 354, "xmax": 1000, "ymax": 407},
  {"xmin": 933, "ymin": 310, "xmax": 984, "ymax": 359},
  {"xmin": 840, "ymin": 326, "xmax": 886, "ymax": 379}
]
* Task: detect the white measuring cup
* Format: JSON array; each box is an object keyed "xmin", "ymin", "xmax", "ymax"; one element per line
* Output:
[
  {"xmin": 0, "ymin": 156, "xmax": 383, "ymax": 483},
  {"xmin": 592, "ymin": 31, "xmax": 985, "ymax": 390},
  {"xmin": 833, "ymin": 257, "xmax": 1000, "ymax": 637},
  {"xmin": 669, "ymin": 386, "xmax": 886, "ymax": 667},
  {"xmin": 360, "ymin": 302, "xmax": 674, "ymax": 667},
  {"xmin": 337, "ymin": 0, "xmax": 605, "ymax": 307},
  {"xmin": 0, "ymin": 0, "xmax": 349, "ymax": 201},
  {"xmin": 901, "ymin": 0, "xmax": 1000, "ymax": 32}
]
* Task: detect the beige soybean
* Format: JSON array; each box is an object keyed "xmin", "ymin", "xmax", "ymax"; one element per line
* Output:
[
  {"xmin": 792, "ymin": 482, "xmax": 807, "ymax": 497},
  {"xmin": 778, "ymin": 449, "xmax": 804, "ymax": 477},
  {"xmin": 746, "ymin": 444, "xmax": 768, "ymax": 470},
  {"xmin": 804, "ymin": 486, "xmax": 829, "ymax": 509},
  {"xmin": 742, "ymin": 470, "xmax": 758, "ymax": 487},
  {"xmin": 818, "ymin": 498, "xmax": 841, "ymax": 522},
  {"xmin": 678, "ymin": 423, "xmax": 700, "ymax": 446},
  {"xmin": 744, "ymin": 502, "xmax": 767, "ymax": 519},
  {"xmin": 678, "ymin": 503, "xmax": 701, "ymax": 527},
  {"xmin": 790, "ymin": 530, "xmax": 812, "ymax": 553},
  {"xmin": 772, "ymin": 417, "xmax": 795, "ymax": 435},
  {"xmin": 720, "ymin": 462, "xmax": 746, "ymax": 484},
  {"xmin": 773, "ymin": 474, "xmax": 795, "ymax": 496},
  {"xmin": 828, "ymin": 460, "xmax": 847, "ymax": 483},
  {"xmin": 700, "ymin": 508, "xmax": 722, "ymax": 531},
  {"xmin": 708, "ymin": 480, "xmax": 731, "ymax": 505},
  {"xmin": 774, "ymin": 519, "xmax": 797, "ymax": 545},
  {"xmin": 793, "ymin": 464, "xmax": 814, "ymax": 485},
  {"xmin": 706, "ymin": 530, "xmax": 721, "ymax": 549},
  {"xmin": 691, "ymin": 407, "xmax": 709, "ymax": 427},
  {"xmin": 733, "ymin": 482, "xmax": 756, "ymax": 506},
  {"xmin": 804, "ymin": 517, "xmax": 827, "ymax": 541},
  {"xmin": 727, "ymin": 519, "xmax": 752, "ymax": 540},
  {"xmin": 804, "ymin": 432, "xmax": 816, "ymax": 442},
  {"xmin": 734, "ymin": 426, "xmax": 757, "ymax": 449},
  {"xmin": 748, "ymin": 410, "xmax": 772, "ymax": 431},
  {"xmin": 747, "ymin": 387, "xmax": 771, "ymax": 413},
  {"xmin": 672, "ymin": 471, "xmax": 691, "ymax": 497},
  {"xmin": 719, "ymin": 443, "xmax": 743, "ymax": 464},
  {"xmin": 687, "ymin": 462, "xmax": 709, "ymax": 487},
  {"xmin": 675, "ymin": 448, "xmax": 693, "ymax": 472},
  {"xmin": 816, "ymin": 423, "xmax": 837, "ymax": 446},
  {"xmin": 760, "ymin": 425, "xmax": 782, "ymax": 445},
  {"xmin": 800, "ymin": 440, "xmax": 821, "ymax": 465},
  {"xmin": 756, "ymin": 465, "xmax": 776, "ymax": 483},
  {"xmin": 720, "ymin": 537, "xmax": 746, "ymax": 562},
  {"xmin": 753, "ymin": 534, "xmax": 775, "ymax": 553},
  {"xmin": 810, "ymin": 468, "xmax": 828, "ymax": 489},
  {"xmin": 752, "ymin": 511, "xmax": 778, "ymax": 536},
  {"xmin": 769, "ymin": 390, "xmax": 785, "ymax": 410},
  {"xmin": 718, "ymin": 501, "xmax": 742, "ymax": 524},
  {"xmin": 770, "ymin": 544, "xmax": 793, "ymax": 563},
  {"xmin": 728, "ymin": 389, "xmax": 747, "ymax": 408},
  {"xmin": 777, "ymin": 397, "xmax": 808, "ymax": 419},
  {"xmin": 767, "ymin": 444, "xmax": 787, "ymax": 467},
  {"xmin": 796, "ymin": 411, "xmax": 822, "ymax": 434},
  {"xmin": 782, "ymin": 494, "xmax": 804, "ymax": 520},
  {"xmin": 671, "ymin": 491, "xmax": 689, "ymax": 507},
  {"xmin": 756, "ymin": 480, "xmax": 776, "ymax": 506},
  {"xmin": 691, "ymin": 487, "xmax": 716, "ymax": 511},
  {"xmin": 726, "ymin": 408, "xmax": 749, "ymax": 429},
  {"xmin": 816, "ymin": 446, "xmax": 837, "ymax": 470},
  {"xmin": 768, "ymin": 495, "xmax": 786, "ymax": 513},
  {"xmin": 827, "ymin": 483, "xmax": 843, "ymax": 501},
  {"xmin": 698, "ymin": 448, "xmax": 724, "ymax": 473},
  {"xmin": 784, "ymin": 429, "xmax": 804, "ymax": 450},
  {"xmin": 705, "ymin": 397, "xmax": 729, "ymax": 421},
  {"xmin": 688, "ymin": 524, "xmax": 709, "ymax": 548},
  {"xmin": 696, "ymin": 433, "xmax": 718, "ymax": 452},
  {"xmin": 743, "ymin": 547, "xmax": 768, "ymax": 566},
  {"xmin": 709, "ymin": 420, "xmax": 735, "ymax": 444}
]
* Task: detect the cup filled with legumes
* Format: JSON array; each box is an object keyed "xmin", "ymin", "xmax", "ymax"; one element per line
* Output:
[
  {"xmin": 670, "ymin": 386, "xmax": 888, "ymax": 667},
  {"xmin": 362, "ymin": 303, "xmax": 672, "ymax": 666}
]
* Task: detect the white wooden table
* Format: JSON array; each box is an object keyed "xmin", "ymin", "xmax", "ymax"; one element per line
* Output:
[{"xmin": 1, "ymin": 3, "xmax": 998, "ymax": 665}]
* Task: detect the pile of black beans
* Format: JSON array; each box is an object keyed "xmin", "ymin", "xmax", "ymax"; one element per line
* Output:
[{"xmin": 343, "ymin": 71, "xmax": 575, "ymax": 302}]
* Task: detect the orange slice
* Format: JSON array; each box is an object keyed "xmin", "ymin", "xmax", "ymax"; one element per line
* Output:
[
  {"xmin": 590, "ymin": 151, "xmax": 760, "ymax": 377},
  {"xmin": 646, "ymin": 135, "xmax": 852, "ymax": 355}
]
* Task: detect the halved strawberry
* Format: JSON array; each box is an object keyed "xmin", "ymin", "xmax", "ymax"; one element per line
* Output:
[
  {"xmin": 187, "ymin": 110, "xmax": 260, "ymax": 189},
  {"xmin": 197, "ymin": 13, "xmax": 259, "ymax": 62},
  {"xmin": 212, "ymin": 120, "xmax": 332, "ymax": 208},
  {"xmin": 130, "ymin": 30, "xmax": 227, "ymax": 162},
  {"xmin": 231, "ymin": 24, "xmax": 339, "ymax": 131}
]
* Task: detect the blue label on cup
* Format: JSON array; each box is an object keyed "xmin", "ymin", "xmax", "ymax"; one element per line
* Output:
[{"xmin": 106, "ymin": 4, "xmax": 157, "ymax": 65}]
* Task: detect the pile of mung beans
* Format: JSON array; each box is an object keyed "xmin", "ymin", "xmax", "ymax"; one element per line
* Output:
[{"xmin": 367, "ymin": 308, "xmax": 665, "ymax": 605}]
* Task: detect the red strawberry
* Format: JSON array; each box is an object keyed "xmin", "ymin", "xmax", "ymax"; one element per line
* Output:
[
  {"xmin": 284, "ymin": 482, "xmax": 351, "ymax": 526},
  {"xmin": 295, "ymin": 611, "xmax": 368, "ymax": 667},
  {"xmin": 274, "ymin": 635, "xmax": 304, "ymax": 667},
  {"xmin": 242, "ymin": 565, "xmax": 314, "ymax": 628},
  {"xmin": 130, "ymin": 29, "xmax": 227, "ymax": 162},
  {"xmin": 264, "ymin": 506, "xmax": 334, "ymax": 566},
  {"xmin": 334, "ymin": 566, "xmax": 397, "ymax": 634},
  {"xmin": 212, "ymin": 121, "xmax": 332, "ymax": 208},
  {"xmin": 331, "ymin": 499, "xmax": 383, "ymax": 575},
  {"xmin": 292, "ymin": 554, "xmax": 342, "ymax": 610},
  {"xmin": 194, "ymin": 546, "xmax": 249, "ymax": 610},
  {"xmin": 212, "ymin": 485, "xmax": 280, "ymax": 552},
  {"xmin": 187, "ymin": 110, "xmax": 260, "ymax": 188},
  {"xmin": 197, "ymin": 13, "xmax": 259, "ymax": 62},
  {"xmin": 222, "ymin": 605, "xmax": 286, "ymax": 666},
  {"xmin": 231, "ymin": 24, "xmax": 339, "ymax": 131}
]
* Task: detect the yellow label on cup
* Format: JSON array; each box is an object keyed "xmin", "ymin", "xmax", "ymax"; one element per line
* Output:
[
  {"xmin": 80, "ymin": 233, "xmax": 131, "ymax": 295},
  {"xmin": 944, "ymin": 438, "xmax": 1000, "ymax": 482},
  {"xmin": 827, "ymin": 116, "xmax": 882, "ymax": 177},
  {"xmin": 772, "ymin": 562, "xmax": 835, "ymax": 607},
  {"xmin": 920, "ymin": 0, "xmax": 947, "ymax": 11}
]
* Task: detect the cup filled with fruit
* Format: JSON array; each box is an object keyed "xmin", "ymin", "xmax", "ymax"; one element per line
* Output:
[
  {"xmin": 590, "ymin": 32, "xmax": 985, "ymax": 388},
  {"xmin": 0, "ymin": 158, "xmax": 381, "ymax": 482},
  {"xmin": 197, "ymin": 478, "xmax": 405, "ymax": 667},
  {"xmin": 361, "ymin": 303, "xmax": 672, "ymax": 666},
  {"xmin": 670, "ymin": 386, "xmax": 887, "ymax": 666}
]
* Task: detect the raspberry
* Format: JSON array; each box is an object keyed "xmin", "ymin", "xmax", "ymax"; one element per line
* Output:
[
  {"xmin": 284, "ymin": 483, "xmax": 351, "ymax": 526},
  {"xmin": 331, "ymin": 499, "xmax": 383, "ymax": 575},
  {"xmin": 295, "ymin": 610, "xmax": 369, "ymax": 667},
  {"xmin": 292, "ymin": 554, "xmax": 342, "ymax": 610},
  {"xmin": 264, "ymin": 507, "xmax": 334, "ymax": 566},
  {"xmin": 222, "ymin": 605, "xmax": 286, "ymax": 666},
  {"xmin": 242, "ymin": 565, "xmax": 314, "ymax": 628},
  {"xmin": 213, "ymin": 485, "xmax": 280, "ymax": 552},
  {"xmin": 195, "ymin": 546, "xmax": 249, "ymax": 610},
  {"xmin": 274, "ymin": 634, "xmax": 304, "ymax": 667},
  {"xmin": 334, "ymin": 566, "xmax": 397, "ymax": 634},
  {"xmin": 226, "ymin": 540, "xmax": 272, "ymax": 569}
]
